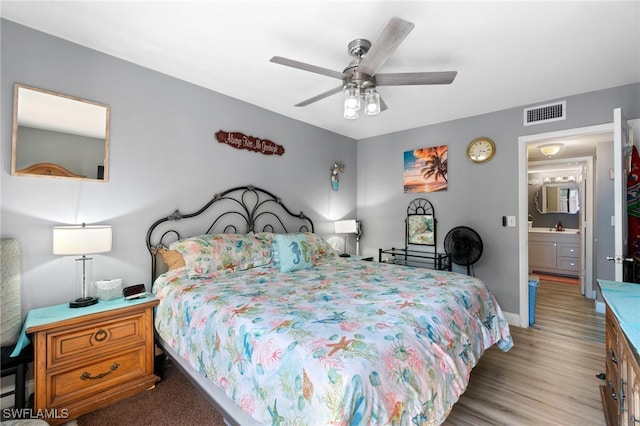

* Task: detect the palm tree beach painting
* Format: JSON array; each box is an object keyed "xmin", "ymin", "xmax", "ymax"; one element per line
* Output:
[{"xmin": 403, "ymin": 145, "xmax": 448, "ymax": 193}]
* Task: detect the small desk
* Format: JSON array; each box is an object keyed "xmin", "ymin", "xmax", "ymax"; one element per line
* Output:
[{"xmin": 379, "ymin": 247, "xmax": 451, "ymax": 271}]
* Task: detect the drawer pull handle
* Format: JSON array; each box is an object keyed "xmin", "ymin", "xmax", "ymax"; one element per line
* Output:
[
  {"xmin": 94, "ymin": 329, "xmax": 108, "ymax": 342},
  {"xmin": 80, "ymin": 362, "xmax": 119, "ymax": 381}
]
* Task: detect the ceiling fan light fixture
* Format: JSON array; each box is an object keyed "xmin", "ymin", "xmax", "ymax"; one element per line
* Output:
[
  {"xmin": 538, "ymin": 143, "xmax": 564, "ymax": 157},
  {"xmin": 364, "ymin": 88, "xmax": 380, "ymax": 115},
  {"xmin": 344, "ymin": 107, "xmax": 359, "ymax": 120},
  {"xmin": 271, "ymin": 17, "xmax": 457, "ymax": 120},
  {"xmin": 344, "ymin": 86, "xmax": 361, "ymax": 111}
]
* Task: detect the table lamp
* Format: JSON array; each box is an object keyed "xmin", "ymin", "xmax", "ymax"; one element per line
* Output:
[
  {"xmin": 53, "ymin": 223, "xmax": 112, "ymax": 308},
  {"xmin": 334, "ymin": 219, "xmax": 361, "ymax": 257}
]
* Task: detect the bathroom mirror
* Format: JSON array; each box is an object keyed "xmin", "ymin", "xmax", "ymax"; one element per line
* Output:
[
  {"xmin": 11, "ymin": 84, "xmax": 110, "ymax": 181},
  {"xmin": 535, "ymin": 184, "xmax": 579, "ymax": 214}
]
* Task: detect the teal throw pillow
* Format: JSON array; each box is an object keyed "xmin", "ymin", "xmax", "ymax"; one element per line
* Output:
[{"xmin": 274, "ymin": 233, "xmax": 313, "ymax": 272}]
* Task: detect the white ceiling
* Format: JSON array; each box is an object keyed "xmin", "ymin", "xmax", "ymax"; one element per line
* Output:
[{"xmin": 1, "ymin": 1, "xmax": 639, "ymax": 140}]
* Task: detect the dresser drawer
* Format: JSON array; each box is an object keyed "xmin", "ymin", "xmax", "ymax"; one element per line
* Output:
[
  {"xmin": 48, "ymin": 312, "xmax": 146, "ymax": 368},
  {"xmin": 47, "ymin": 345, "xmax": 148, "ymax": 407}
]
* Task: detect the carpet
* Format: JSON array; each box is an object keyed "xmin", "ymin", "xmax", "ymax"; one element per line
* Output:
[{"xmin": 77, "ymin": 365, "xmax": 226, "ymax": 426}]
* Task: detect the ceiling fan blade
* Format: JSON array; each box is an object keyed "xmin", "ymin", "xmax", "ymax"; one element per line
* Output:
[
  {"xmin": 357, "ymin": 17, "xmax": 415, "ymax": 76},
  {"xmin": 295, "ymin": 85, "xmax": 343, "ymax": 107},
  {"xmin": 270, "ymin": 56, "xmax": 345, "ymax": 80},
  {"xmin": 376, "ymin": 71, "xmax": 457, "ymax": 86}
]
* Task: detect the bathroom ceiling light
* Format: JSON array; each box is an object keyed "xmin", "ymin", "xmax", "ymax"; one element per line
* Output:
[{"xmin": 538, "ymin": 143, "xmax": 564, "ymax": 157}]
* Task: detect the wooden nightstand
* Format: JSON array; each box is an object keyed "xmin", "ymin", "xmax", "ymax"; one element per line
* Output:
[{"xmin": 25, "ymin": 298, "xmax": 159, "ymax": 424}]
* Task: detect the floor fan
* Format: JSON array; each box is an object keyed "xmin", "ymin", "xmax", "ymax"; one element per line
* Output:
[{"xmin": 444, "ymin": 226, "xmax": 483, "ymax": 276}]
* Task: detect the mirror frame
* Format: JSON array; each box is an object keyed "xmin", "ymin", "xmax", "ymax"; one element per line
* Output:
[
  {"xmin": 11, "ymin": 83, "xmax": 110, "ymax": 182},
  {"xmin": 535, "ymin": 184, "xmax": 580, "ymax": 214},
  {"xmin": 405, "ymin": 198, "xmax": 437, "ymax": 247}
]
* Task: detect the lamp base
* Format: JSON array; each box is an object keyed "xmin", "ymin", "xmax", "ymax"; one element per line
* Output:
[{"xmin": 69, "ymin": 296, "xmax": 99, "ymax": 308}]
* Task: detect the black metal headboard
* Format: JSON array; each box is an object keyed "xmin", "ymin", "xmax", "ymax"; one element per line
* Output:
[{"xmin": 146, "ymin": 185, "xmax": 314, "ymax": 281}]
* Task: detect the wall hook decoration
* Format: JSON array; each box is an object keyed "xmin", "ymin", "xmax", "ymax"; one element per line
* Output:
[{"xmin": 331, "ymin": 162, "xmax": 344, "ymax": 191}]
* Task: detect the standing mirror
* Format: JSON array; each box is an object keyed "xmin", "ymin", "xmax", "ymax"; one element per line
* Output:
[{"xmin": 11, "ymin": 84, "xmax": 110, "ymax": 181}]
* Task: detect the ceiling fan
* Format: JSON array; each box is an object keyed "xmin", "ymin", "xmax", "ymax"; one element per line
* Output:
[{"xmin": 270, "ymin": 17, "xmax": 457, "ymax": 119}]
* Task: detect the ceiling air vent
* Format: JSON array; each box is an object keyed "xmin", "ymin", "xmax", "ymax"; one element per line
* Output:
[{"xmin": 523, "ymin": 101, "xmax": 566, "ymax": 126}]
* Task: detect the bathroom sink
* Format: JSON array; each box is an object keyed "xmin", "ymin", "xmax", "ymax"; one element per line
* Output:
[{"xmin": 529, "ymin": 227, "xmax": 580, "ymax": 234}]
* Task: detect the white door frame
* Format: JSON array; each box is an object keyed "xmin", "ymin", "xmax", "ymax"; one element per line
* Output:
[
  {"xmin": 528, "ymin": 156, "xmax": 593, "ymax": 296},
  {"xmin": 518, "ymin": 123, "xmax": 612, "ymax": 328}
]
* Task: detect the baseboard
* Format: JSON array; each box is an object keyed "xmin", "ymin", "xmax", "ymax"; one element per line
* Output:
[
  {"xmin": 595, "ymin": 301, "xmax": 605, "ymax": 314},
  {"xmin": 502, "ymin": 311, "xmax": 520, "ymax": 327}
]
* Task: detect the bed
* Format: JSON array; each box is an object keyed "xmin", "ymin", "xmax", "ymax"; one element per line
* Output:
[{"xmin": 146, "ymin": 185, "xmax": 513, "ymax": 425}]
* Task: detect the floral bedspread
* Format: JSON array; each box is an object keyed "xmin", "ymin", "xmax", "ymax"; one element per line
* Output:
[{"xmin": 153, "ymin": 257, "xmax": 513, "ymax": 425}]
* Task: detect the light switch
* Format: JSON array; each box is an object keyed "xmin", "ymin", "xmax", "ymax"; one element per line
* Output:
[{"xmin": 507, "ymin": 216, "xmax": 516, "ymax": 227}]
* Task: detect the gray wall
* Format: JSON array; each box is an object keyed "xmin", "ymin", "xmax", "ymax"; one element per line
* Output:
[
  {"xmin": 1, "ymin": 20, "xmax": 357, "ymax": 313},
  {"xmin": 358, "ymin": 84, "xmax": 640, "ymax": 314},
  {"xmin": 2, "ymin": 19, "xmax": 639, "ymax": 320}
]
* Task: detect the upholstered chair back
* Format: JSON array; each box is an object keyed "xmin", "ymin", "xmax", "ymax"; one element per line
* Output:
[{"xmin": 1, "ymin": 238, "xmax": 22, "ymax": 347}]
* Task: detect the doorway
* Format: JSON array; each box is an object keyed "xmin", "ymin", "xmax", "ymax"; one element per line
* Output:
[
  {"xmin": 528, "ymin": 156, "xmax": 593, "ymax": 296},
  {"xmin": 518, "ymin": 124, "xmax": 613, "ymax": 328}
]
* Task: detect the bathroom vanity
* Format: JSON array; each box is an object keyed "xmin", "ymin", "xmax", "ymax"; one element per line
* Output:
[{"xmin": 528, "ymin": 228, "xmax": 580, "ymax": 277}]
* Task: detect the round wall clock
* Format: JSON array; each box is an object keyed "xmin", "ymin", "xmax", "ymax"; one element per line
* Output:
[{"xmin": 466, "ymin": 137, "xmax": 496, "ymax": 163}]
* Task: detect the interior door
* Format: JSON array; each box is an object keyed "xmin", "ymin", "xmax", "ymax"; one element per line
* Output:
[
  {"xmin": 612, "ymin": 108, "xmax": 629, "ymax": 281},
  {"xmin": 579, "ymin": 170, "xmax": 586, "ymax": 295}
]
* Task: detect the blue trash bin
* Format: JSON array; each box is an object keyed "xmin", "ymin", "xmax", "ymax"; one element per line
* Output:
[{"xmin": 528, "ymin": 277, "xmax": 539, "ymax": 326}]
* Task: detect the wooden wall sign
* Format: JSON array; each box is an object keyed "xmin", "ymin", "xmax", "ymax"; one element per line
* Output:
[{"xmin": 215, "ymin": 130, "xmax": 285, "ymax": 156}]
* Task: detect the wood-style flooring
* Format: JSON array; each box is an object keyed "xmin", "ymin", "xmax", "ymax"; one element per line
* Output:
[{"xmin": 445, "ymin": 278, "xmax": 606, "ymax": 425}]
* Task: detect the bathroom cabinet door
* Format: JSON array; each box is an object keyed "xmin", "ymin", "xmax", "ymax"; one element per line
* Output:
[{"xmin": 529, "ymin": 241, "xmax": 556, "ymax": 270}]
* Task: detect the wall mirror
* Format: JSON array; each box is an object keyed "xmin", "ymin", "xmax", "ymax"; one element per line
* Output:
[
  {"xmin": 11, "ymin": 84, "xmax": 110, "ymax": 181},
  {"xmin": 535, "ymin": 184, "xmax": 580, "ymax": 214}
]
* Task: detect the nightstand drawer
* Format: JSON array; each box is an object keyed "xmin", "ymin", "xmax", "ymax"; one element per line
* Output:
[
  {"xmin": 48, "ymin": 345, "xmax": 148, "ymax": 407},
  {"xmin": 48, "ymin": 312, "xmax": 146, "ymax": 368}
]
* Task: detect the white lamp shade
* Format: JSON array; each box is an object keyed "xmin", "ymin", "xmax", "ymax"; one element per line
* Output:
[
  {"xmin": 335, "ymin": 219, "xmax": 358, "ymax": 234},
  {"xmin": 53, "ymin": 225, "xmax": 112, "ymax": 255}
]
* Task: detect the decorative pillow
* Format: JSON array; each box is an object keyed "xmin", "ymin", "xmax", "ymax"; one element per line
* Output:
[
  {"xmin": 303, "ymin": 232, "xmax": 338, "ymax": 262},
  {"xmin": 157, "ymin": 248, "xmax": 185, "ymax": 271},
  {"xmin": 254, "ymin": 232, "xmax": 279, "ymax": 265},
  {"xmin": 274, "ymin": 233, "xmax": 314, "ymax": 272},
  {"xmin": 169, "ymin": 233, "xmax": 272, "ymax": 278}
]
